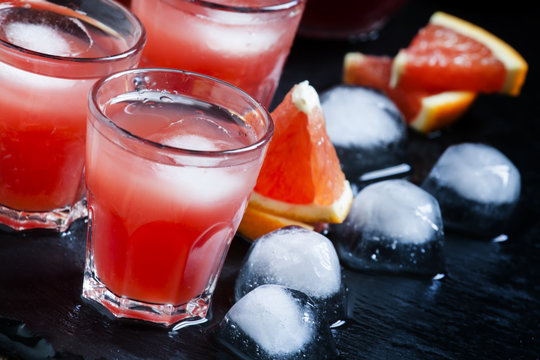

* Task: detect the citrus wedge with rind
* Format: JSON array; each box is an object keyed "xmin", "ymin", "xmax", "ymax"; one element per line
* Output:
[
  {"xmin": 411, "ymin": 91, "xmax": 476, "ymax": 133},
  {"xmin": 343, "ymin": 52, "xmax": 476, "ymax": 133},
  {"xmin": 390, "ymin": 11, "xmax": 528, "ymax": 96},
  {"xmin": 237, "ymin": 206, "xmax": 313, "ymax": 241},
  {"xmin": 249, "ymin": 81, "xmax": 353, "ymax": 224}
]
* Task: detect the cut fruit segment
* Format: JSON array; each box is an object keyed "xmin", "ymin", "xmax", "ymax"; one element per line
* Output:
[
  {"xmin": 343, "ymin": 52, "xmax": 476, "ymax": 133},
  {"xmin": 248, "ymin": 81, "xmax": 353, "ymax": 224},
  {"xmin": 390, "ymin": 11, "xmax": 528, "ymax": 96},
  {"xmin": 237, "ymin": 206, "xmax": 313, "ymax": 242}
]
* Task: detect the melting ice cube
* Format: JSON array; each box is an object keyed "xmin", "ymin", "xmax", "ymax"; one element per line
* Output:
[
  {"xmin": 217, "ymin": 284, "xmax": 337, "ymax": 360},
  {"xmin": 6, "ymin": 22, "xmax": 72, "ymax": 56},
  {"xmin": 422, "ymin": 143, "xmax": 521, "ymax": 237},
  {"xmin": 321, "ymin": 85, "xmax": 409, "ymax": 185},
  {"xmin": 335, "ymin": 179, "xmax": 445, "ymax": 276},
  {"xmin": 197, "ymin": 19, "xmax": 280, "ymax": 55},
  {"xmin": 235, "ymin": 226, "xmax": 345, "ymax": 324}
]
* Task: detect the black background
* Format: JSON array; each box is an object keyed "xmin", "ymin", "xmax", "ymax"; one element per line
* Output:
[{"xmin": 1, "ymin": 0, "xmax": 539, "ymax": 358}]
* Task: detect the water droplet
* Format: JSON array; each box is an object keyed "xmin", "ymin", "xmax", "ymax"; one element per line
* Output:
[
  {"xmin": 133, "ymin": 76, "xmax": 145, "ymax": 91},
  {"xmin": 330, "ymin": 319, "xmax": 346, "ymax": 328},
  {"xmin": 492, "ymin": 234, "xmax": 508, "ymax": 243},
  {"xmin": 432, "ymin": 273, "xmax": 445, "ymax": 280}
]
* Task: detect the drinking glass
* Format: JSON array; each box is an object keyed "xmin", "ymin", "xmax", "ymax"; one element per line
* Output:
[
  {"xmin": 0, "ymin": 0, "xmax": 145, "ymax": 231},
  {"xmin": 131, "ymin": 0, "xmax": 306, "ymax": 108},
  {"xmin": 82, "ymin": 68, "xmax": 274, "ymax": 328},
  {"xmin": 298, "ymin": 0, "xmax": 408, "ymax": 40}
]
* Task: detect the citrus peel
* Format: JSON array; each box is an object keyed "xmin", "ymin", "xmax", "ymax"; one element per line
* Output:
[
  {"xmin": 238, "ymin": 81, "xmax": 353, "ymax": 240},
  {"xmin": 237, "ymin": 206, "xmax": 314, "ymax": 242},
  {"xmin": 343, "ymin": 52, "xmax": 476, "ymax": 134},
  {"xmin": 390, "ymin": 11, "xmax": 527, "ymax": 96}
]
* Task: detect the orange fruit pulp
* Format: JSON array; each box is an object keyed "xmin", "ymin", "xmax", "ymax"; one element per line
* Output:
[
  {"xmin": 391, "ymin": 12, "xmax": 527, "ymax": 96},
  {"xmin": 239, "ymin": 81, "xmax": 353, "ymax": 240},
  {"xmin": 343, "ymin": 52, "xmax": 476, "ymax": 134}
]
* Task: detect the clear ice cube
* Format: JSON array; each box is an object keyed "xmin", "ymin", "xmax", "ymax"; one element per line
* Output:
[
  {"xmin": 421, "ymin": 143, "xmax": 521, "ymax": 237},
  {"xmin": 334, "ymin": 179, "xmax": 445, "ymax": 276},
  {"xmin": 234, "ymin": 226, "xmax": 346, "ymax": 325},
  {"xmin": 217, "ymin": 284, "xmax": 337, "ymax": 360},
  {"xmin": 0, "ymin": 7, "xmax": 93, "ymax": 57},
  {"xmin": 5, "ymin": 22, "xmax": 71, "ymax": 56},
  {"xmin": 320, "ymin": 85, "xmax": 410, "ymax": 186}
]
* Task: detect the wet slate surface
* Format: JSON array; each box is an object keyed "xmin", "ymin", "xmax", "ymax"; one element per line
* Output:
[{"xmin": 1, "ymin": 0, "xmax": 539, "ymax": 359}]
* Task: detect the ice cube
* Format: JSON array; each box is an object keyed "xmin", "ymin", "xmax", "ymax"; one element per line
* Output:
[
  {"xmin": 5, "ymin": 22, "xmax": 72, "ymax": 56},
  {"xmin": 234, "ymin": 226, "xmax": 346, "ymax": 325},
  {"xmin": 217, "ymin": 284, "xmax": 337, "ymax": 360},
  {"xmin": 421, "ymin": 143, "xmax": 521, "ymax": 237},
  {"xmin": 198, "ymin": 21, "xmax": 280, "ymax": 55},
  {"xmin": 321, "ymin": 85, "xmax": 410, "ymax": 185},
  {"xmin": 152, "ymin": 163, "xmax": 252, "ymax": 204},
  {"xmin": 161, "ymin": 133, "xmax": 223, "ymax": 151},
  {"xmin": 334, "ymin": 179, "xmax": 445, "ymax": 276}
]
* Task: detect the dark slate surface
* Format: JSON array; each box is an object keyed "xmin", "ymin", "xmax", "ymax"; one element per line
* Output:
[{"xmin": 1, "ymin": 0, "xmax": 539, "ymax": 358}]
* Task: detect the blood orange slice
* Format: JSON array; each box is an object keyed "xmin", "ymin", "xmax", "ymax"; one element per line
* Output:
[
  {"xmin": 391, "ymin": 11, "xmax": 528, "ymax": 96},
  {"xmin": 343, "ymin": 52, "xmax": 476, "ymax": 133},
  {"xmin": 248, "ymin": 81, "xmax": 353, "ymax": 224}
]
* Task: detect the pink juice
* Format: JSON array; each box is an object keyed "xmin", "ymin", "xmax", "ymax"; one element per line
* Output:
[
  {"xmin": 131, "ymin": 0, "xmax": 305, "ymax": 107},
  {"xmin": 86, "ymin": 91, "xmax": 263, "ymax": 306},
  {"xmin": 0, "ymin": 1, "xmax": 144, "ymax": 230}
]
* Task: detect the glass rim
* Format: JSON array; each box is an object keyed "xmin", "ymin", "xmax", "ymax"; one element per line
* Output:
[
  {"xmin": 0, "ymin": 0, "xmax": 146, "ymax": 64},
  {"xmin": 179, "ymin": 0, "xmax": 305, "ymax": 13},
  {"xmin": 90, "ymin": 68, "xmax": 275, "ymax": 158}
]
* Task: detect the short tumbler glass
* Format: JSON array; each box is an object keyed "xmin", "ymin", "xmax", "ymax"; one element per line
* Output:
[
  {"xmin": 82, "ymin": 68, "xmax": 274, "ymax": 328},
  {"xmin": 131, "ymin": 0, "xmax": 306, "ymax": 108},
  {"xmin": 0, "ymin": 0, "xmax": 145, "ymax": 231}
]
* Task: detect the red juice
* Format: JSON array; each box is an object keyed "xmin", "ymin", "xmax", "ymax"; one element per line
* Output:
[
  {"xmin": 131, "ymin": 0, "xmax": 305, "ymax": 107},
  {"xmin": 0, "ymin": 1, "xmax": 144, "ymax": 230},
  {"xmin": 83, "ymin": 80, "xmax": 272, "ymax": 327}
]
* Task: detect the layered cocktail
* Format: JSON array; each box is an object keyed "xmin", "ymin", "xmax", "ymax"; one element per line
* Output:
[
  {"xmin": 83, "ymin": 69, "xmax": 273, "ymax": 328},
  {"xmin": 131, "ymin": 0, "xmax": 306, "ymax": 107},
  {"xmin": 0, "ymin": 0, "xmax": 145, "ymax": 231}
]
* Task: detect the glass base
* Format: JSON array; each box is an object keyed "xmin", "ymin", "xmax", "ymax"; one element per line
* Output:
[
  {"xmin": 82, "ymin": 271, "xmax": 211, "ymax": 328},
  {"xmin": 0, "ymin": 199, "xmax": 87, "ymax": 232}
]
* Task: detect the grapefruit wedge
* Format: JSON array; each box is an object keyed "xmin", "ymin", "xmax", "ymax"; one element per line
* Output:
[
  {"xmin": 343, "ymin": 52, "xmax": 476, "ymax": 133},
  {"xmin": 237, "ymin": 206, "xmax": 314, "ymax": 242},
  {"xmin": 238, "ymin": 81, "xmax": 353, "ymax": 240},
  {"xmin": 390, "ymin": 11, "xmax": 528, "ymax": 96}
]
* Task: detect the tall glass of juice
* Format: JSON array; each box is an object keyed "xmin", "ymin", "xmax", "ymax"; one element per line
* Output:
[
  {"xmin": 0, "ymin": 0, "xmax": 145, "ymax": 231},
  {"xmin": 130, "ymin": 0, "xmax": 306, "ymax": 108},
  {"xmin": 82, "ymin": 68, "xmax": 273, "ymax": 328}
]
